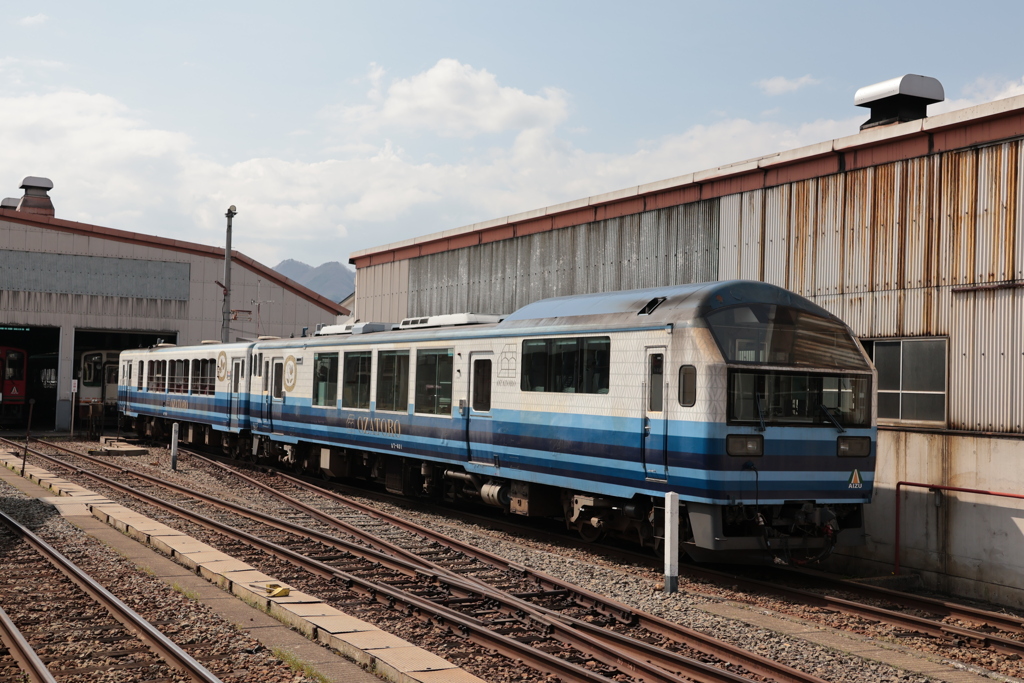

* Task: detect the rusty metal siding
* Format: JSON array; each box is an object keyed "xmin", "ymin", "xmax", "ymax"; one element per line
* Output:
[
  {"xmin": 718, "ymin": 194, "xmax": 741, "ymax": 280},
  {"xmin": 788, "ymin": 179, "xmax": 816, "ymax": 297},
  {"xmin": 871, "ymin": 162, "xmax": 901, "ymax": 292},
  {"xmin": 939, "ymin": 150, "xmax": 978, "ymax": 287},
  {"xmin": 900, "ymin": 157, "xmax": 935, "ymax": 289},
  {"xmin": 738, "ymin": 190, "xmax": 763, "ymax": 280},
  {"xmin": 405, "ymin": 201, "xmax": 720, "ymax": 317},
  {"xmin": 762, "ymin": 185, "xmax": 790, "ymax": 288},
  {"xmin": 843, "ymin": 168, "xmax": 874, "ymax": 294},
  {"xmin": 815, "ymin": 174, "xmax": 844, "ymax": 296}
]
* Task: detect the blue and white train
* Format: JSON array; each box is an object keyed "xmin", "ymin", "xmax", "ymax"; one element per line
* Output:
[{"xmin": 118, "ymin": 280, "xmax": 876, "ymax": 562}]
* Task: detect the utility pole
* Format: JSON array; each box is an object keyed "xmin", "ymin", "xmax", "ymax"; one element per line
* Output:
[{"xmin": 221, "ymin": 205, "xmax": 237, "ymax": 343}]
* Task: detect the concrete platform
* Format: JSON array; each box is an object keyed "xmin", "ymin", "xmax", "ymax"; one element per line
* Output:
[{"xmin": 0, "ymin": 454, "xmax": 486, "ymax": 683}]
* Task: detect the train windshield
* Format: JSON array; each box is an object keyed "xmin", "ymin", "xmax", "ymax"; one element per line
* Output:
[
  {"xmin": 729, "ymin": 370, "xmax": 871, "ymax": 428},
  {"xmin": 705, "ymin": 304, "xmax": 869, "ymax": 370},
  {"xmin": 82, "ymin": 353, "xmax": 104, "ymax": 386},
  {"xmin": 5, "ymin": 351, "xmax": 24, "ymax": 380}
]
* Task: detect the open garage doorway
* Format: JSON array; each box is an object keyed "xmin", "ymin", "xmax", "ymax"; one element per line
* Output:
[
  {"xmin": 73, "ymin": 330, "xmax": 176, "ymax": 429},
  {"xmin": 0, "ymin": 325, "xmax": 60, "ymax": 431}
]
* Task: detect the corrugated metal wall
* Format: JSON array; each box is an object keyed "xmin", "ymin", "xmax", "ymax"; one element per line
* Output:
[
  {"xmin": 404, "ymin": 200, "xmax": 721, "ymax": 317},
  {"xmin": 357, "ymin": 138, "xmax": 1024, "ymax": 433}
]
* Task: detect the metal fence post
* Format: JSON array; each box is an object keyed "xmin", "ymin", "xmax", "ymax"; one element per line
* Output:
[
  {"xmin": 171, "ymin": 422, "xmax": 179, "ymax": 471},
  {"xmin": 664, "ymin": 491, "xmax": 679, "ymax": 593}
]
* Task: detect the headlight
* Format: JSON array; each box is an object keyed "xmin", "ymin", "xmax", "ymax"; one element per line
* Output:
[
  {"xmin": 837, "ymin": 436, "xmax": 871, "ymax": 457},
  {"xmin": 726, "ymin": 434, "xmax": 763, "ymax": 457}
]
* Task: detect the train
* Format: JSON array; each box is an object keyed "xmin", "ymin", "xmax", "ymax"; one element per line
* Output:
[
  {"xmin": 117, "ymin": 280, "xmax": 877, "ymax": 563},
  {"xmin": 0, "ymin": 346, "xmax": 28, "ymax": 426},
  {"xmin": 77, "ymin": 349, "xmax": 122, "ymax": 421}
]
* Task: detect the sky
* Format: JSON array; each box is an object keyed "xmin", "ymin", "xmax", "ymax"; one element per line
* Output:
[{"xmin": 2, "ymin": 1, "xmax": 1023, "ymax": 269}]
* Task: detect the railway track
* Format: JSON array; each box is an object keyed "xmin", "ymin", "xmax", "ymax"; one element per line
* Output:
[
  {"xmin": 13, "ymin": 436, "xmax": 830, "ymax": 683},
  {"xmin": 0, "ymin": 503, "xmax": 222, "ymax": 683}
]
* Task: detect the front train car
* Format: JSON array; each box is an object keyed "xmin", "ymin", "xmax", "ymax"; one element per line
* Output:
[{"xmin": 498, "ymin": 280, "xmax": 875, "ymax": 563}]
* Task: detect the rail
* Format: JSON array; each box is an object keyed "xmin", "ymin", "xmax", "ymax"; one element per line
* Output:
[
  {"xmin": 0, "ymin": 507, "xmax": 224, "ymax": 683},
  {"xmin": 895, "ymin": 481, "xmax": 1024, "ymax": 575},
  {"xmin": 0, "ymin": 603, "xmax": 56, "ymax": 683}
]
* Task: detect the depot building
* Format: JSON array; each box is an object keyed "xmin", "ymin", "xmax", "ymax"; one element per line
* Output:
[{"xmin": 0, "ymin": 178, "xmax": 347, "ymax": 431}]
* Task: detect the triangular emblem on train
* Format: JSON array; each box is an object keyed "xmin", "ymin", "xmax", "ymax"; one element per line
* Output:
[{"xmin": 848, "ymin": 469, "xmax": 863, "ymax": 488}]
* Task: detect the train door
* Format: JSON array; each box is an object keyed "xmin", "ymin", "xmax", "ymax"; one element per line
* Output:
[
  {"xmin": 103, "ymin": 361, "xmax": 118, "ymax": 410},
  {"xmin": 267, "ymin": 356, "xmax": 284, "ymax": 432},
  {"xmin": 466, "ymin": 352, "xmax": 495, "ymax": 466},
  {"xmin": 642, "ymin": 347, "xmax": 669, "ymax": 481},
  {"xmin": 230, "ymin": 357, "xmax": 244, "ymax": 430}
]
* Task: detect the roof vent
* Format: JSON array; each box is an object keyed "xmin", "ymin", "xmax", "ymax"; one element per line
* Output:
[
  {"xmin": 638, "ymin": 297, "xmax": 666, "ymax": 316},
  {"xmin": 0, "ymin": 198, "xmax": 18, "ymax": 210},
  {"xmin": 855, "ymin": 75, "xmax": 944, "ymax": 130},
  {"xmin": 398, "ymin": 313, "xmax": 502, "ymax": 330},
  {"xmin": 16, "ymin": 176, "xmax": 55, "ymax": 216}
]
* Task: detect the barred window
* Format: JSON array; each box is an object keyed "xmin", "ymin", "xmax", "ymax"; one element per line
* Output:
[{"xmin": 862, "ymin": 338, "xmax": 946, "ymax": 423}]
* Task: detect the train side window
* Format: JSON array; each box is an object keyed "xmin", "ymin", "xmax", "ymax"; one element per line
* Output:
[
  {"xmin": 137, "ymin": 361, "xmax": 144, "ymax": 390},
  {"xmin": 472, "ymin": 359, "xmax": 492, "ymax": 412},
  {"xmin": 678, "ymin": 365, "xmax": 697, "ymax": 407},
  {"xmin": 82, "ymin": 353, "xmax": 102, "ymax": 387},
  {"xmin": 520, "ymin": 336, "xmax": 610, "ymax": 394},
  {"xmin": 376, "ymin": 350, "xmax": 410, "ymax": 412},
  {"xmin": 342, "ymin": 351, "xmax": 371, "ymax": 409},
  {"xmin": 415, "ymin": 349, "xmax": 453, "ymax": 415},
  {"xmin": 648, "ymin": 354, "xmax": 664, "ymax": 412},
  {"xmin": 272, "ymin": 360, "xmax": 284, "ymax": 398},
  {"xmin": 312, "ymin": 353, "xmax": 339, "ymax": 407},
  {"xmin": 6, "ymin": 351, "xmax": 24, "ymax": 380}
]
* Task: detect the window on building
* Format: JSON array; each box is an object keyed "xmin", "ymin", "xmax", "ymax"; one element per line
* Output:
[
  {"xmin": 376, "ymin": 350, "xmax": 410, "ymax": 412},
  {"xmin": 472, "ymin": 359, "xmax": 492, "ymax": 412},
  {"xmin": 521, "ymin": 337, "xmax": 611, "ymax": 394},
  {"xmin": 678, "ymin": 365, "xmax": 697, "ymax": 407},
  {"xmin": 313, "ymin": 353, "xmax": 339, "ymax": 407},
  {"xmin": 862, "ymin": 338, "xmax": 946, "ymax": 423},
  {"xmin": 415, "ymin": 349, "xmax": 454, "ymax": 415},
  {"xmin": 342, "ymin": 351, "xmax": 372, "ymax": 409}
]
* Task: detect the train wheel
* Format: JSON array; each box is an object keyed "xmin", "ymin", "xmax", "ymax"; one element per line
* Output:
[{"xmin": 576, "ymin": 522, "xmax": 605, "ymax": 543}]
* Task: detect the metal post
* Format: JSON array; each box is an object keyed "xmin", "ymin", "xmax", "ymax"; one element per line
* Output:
[
  {"xmin": 70, "ymin": 380, "xmax": 77, "ymax": 439},
  {"xmin": 221, "ymin": 205, "xmax": 237, "ymax": 343},
  {"xmin": 21, "ymin": 399, "xmax": 35, "ymax": 477},
  {"xmin": 664, "ymin": 491, "xmax": 679, "ymax": 593},
  {"xmin": 170, "ymin": 422, "xmax": 179, "ymax": 471}
]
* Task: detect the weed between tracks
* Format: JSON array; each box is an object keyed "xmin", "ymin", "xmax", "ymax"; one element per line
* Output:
[{"xmin": 272, "ymin": 647, "xmax": 329, "ymax": 683}]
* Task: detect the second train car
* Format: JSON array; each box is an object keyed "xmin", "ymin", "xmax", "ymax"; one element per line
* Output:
[{"xmin": 118, "ymin": 280, "xmax": 876, "ymax": 562}]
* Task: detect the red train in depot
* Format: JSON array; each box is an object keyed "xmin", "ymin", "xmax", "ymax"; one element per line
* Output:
[{"xmin": 0, "ymin": 346, "xmax": 28, "ymax": 425}]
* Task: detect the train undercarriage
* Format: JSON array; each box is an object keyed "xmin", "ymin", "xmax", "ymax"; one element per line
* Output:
[{"xmin": 127, "ymin": 413, "xmax": 863, "ymax": 564}]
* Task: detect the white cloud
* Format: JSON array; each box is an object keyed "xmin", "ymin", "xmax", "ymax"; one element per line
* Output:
[
  {"xmin": 756, "ymin": 74, "xmax": 820, "ymax": 96},
  {"xmin": 17, "ymin": 14, "xmax": 48, "ymax": 26},
  {"xmin": 325, "ymin": 59, "xmax": 569, "ymax": 138},
  {"xmin": 0, "ymin": 83, "xmax": 864, "ymax": 266},
  {"xmin": 932, "ymin": 75, "xmax": 1024, "ymax": 115},
  {"xmin": 18, "ymin": 69, "xmax": 1024, "ymax": 269}
]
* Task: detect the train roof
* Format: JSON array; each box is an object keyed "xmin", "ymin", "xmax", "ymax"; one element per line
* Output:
[{"xmin": 497, "ymin": 280, "xmax": 839, "ymax": 329}]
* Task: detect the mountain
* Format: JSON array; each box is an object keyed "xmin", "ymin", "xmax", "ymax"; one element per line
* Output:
[{"xmin": 272, "ymin": 259, "xmax": 355, "ymax": 303}]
